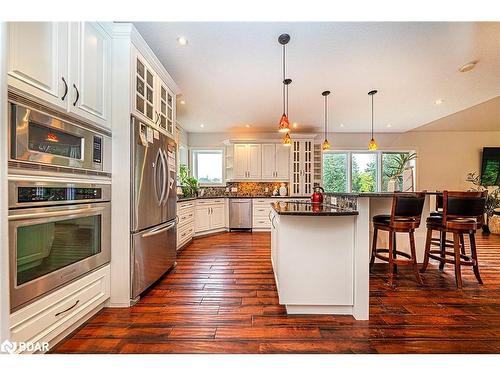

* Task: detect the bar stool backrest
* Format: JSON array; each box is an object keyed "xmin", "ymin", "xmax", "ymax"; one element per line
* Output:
[
  {"xmin": 436, "ymin": 193, "xmax": 444, "ymax": 212},
  {"xmin": 391, "ymin": 192, "xmax": 426, "ymax": 227},
  {"xmin": 442, "ymin": 191, "xmax": 487, "ymax": 224}
]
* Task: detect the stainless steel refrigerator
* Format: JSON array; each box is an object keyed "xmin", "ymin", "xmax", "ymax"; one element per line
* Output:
[{"xmin": 130, "ymin": 116, "xmax": 177, "ymax": 300}]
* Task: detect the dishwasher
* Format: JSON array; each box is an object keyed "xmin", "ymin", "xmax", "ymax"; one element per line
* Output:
[{"xmin": 229, "ymin": 199, "xmax": 253, "ymax": 231}]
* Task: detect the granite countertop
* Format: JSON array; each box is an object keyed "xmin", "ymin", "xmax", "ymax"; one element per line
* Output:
[
  {"xmin": 177, "ymin": 195, "xmax": 310, "ymax": 202},
  {"xmin": 271, "ymin": 201, "xmax": 358, "ymax": 216},
  {"xmin": 327, "ymin": 191, "xmax": 440, "ymax": 198}
]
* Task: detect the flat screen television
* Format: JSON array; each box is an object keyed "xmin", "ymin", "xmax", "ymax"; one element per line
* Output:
[{"xmin": 481, "ymin": 147, "xmax": 500, "ymax": 186}]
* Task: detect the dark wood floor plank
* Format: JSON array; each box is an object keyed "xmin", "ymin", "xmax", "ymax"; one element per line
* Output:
[{"xmin": 52, "ymin": 231, "xmax": 500, "ymax": 354}]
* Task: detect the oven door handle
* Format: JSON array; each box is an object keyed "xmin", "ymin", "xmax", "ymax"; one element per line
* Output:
[
  {"xmin": 142, "ymin": 221, "xmax": 176, "ymax": 238},
  {"xmin": 8, "ymin": 206, "xmax": 104, "ymax": 220}
]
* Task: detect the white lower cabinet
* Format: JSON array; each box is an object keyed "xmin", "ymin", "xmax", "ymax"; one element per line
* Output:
[
  {"xmin": 194, "ymin": 199, "xmax": 226, "ymax": 234},
  {"xmin": 10, "ymin": 265, "xmax": 110, "ymax": 354},
  {"xmin": 177, "ymin": 200, "xmax": 195, "ymax": 250},
  {"xmin": 252, "ymin": 198, "xmax": 309, "ymax": 230}
]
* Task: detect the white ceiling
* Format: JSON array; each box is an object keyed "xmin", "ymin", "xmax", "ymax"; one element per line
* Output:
[{"xmin": 133, "ymin": 22, "xmax": 500, "ymax": 134}]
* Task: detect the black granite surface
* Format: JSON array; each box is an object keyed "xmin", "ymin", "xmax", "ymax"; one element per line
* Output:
[
  {"xmin": 177, "ymin": 195, "xmax": 310, "ymax": 202},
  {"xmin": 271, "ymin": 201, "xmax": 358, "ymax": 216},
  {"xmin": 326, "ymin": 191, "xmax": 440, "ymax": 198}
]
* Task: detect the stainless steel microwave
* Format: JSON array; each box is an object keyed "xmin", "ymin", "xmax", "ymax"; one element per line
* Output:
[{"xmin": 9, "ymin": 102, "xmax": 111, "ymax": 172}]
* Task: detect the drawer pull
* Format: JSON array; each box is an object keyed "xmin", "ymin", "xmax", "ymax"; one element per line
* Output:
[{"xmin": 55, "ymin": 299, "xmax": 80, "ymax": 317}]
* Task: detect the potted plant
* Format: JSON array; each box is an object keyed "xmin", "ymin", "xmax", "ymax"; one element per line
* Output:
[
  {"xmin": 179, "ymin": 164, "xmax": 199, "ymax": 198},
  {"xmin": 466, "ymin": 172, "xmax": 500, "ymax": 234},
  {"xmin": 384, "ymin": 152, "xmax": 417, "ymax": 192}
]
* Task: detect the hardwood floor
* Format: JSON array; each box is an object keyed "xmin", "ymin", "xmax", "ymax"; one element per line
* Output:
[{"xmin": 51, "ymin": 231, "xmax": 500, "ymax": 354}]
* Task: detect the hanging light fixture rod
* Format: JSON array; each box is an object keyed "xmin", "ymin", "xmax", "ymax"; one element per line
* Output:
[
  {"xmin": 278, "ymin": 34, "xmax": 292, "ymax": 134},
  {"xmin": 322, "ymin": 91, "xmax": 331, "ymax": 151},
  {"xmin": 368, "ymin": 89, "xmax": 378, "ymax": 151}
]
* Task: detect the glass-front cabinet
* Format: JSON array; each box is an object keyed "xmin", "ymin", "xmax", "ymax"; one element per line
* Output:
[
  {"xmin": 135, "ymin": 55, "xmax": 155, "ymax": 123},
  {"xmin": 134, "ymin": 49, "xmax": 176, "ymax": 137}
]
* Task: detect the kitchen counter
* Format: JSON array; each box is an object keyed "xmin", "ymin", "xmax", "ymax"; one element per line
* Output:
[
  {"xmin": 177, "ymin": 195, "xmax": 310, "ymax": 202},
  {"xmin": 271, "ymin": 201, "xmax": 358, "ymax": 216},
  {"xmin": 327, "ymin": 191, "xmax": 440, "ymax": 197},
  {"xmin": 269, "ymin": 199, "xmax": 367, "ymax": 320}
]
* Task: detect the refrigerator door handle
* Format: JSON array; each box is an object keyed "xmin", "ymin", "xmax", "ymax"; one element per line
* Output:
[
  {"xmin": 142, "ymin": 221, "xmax": 176, "ymax": 238},
  {"xmin": 161, "ymin": 149, "xmax": 171, "ymax": 205},
  {"xmin": 158, "ymin": 148, "xmax": 168, "ymax": 206}
]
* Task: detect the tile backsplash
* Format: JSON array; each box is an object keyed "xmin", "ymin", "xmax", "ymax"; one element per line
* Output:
[{"xmin": 195, "ymin": 182, "xmax": 289, "ymax": 198}]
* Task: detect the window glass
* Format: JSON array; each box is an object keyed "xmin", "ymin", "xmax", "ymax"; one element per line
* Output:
[
  {"xmin": 192, "ymin": 150, "xmax": 223, "ymax": 185},
  {"xmin": 351, "ymin": 153, "xmax": 377, "ymax": 192},
  {"xmin": 382, "ymin": 152, "xmax": 415, "ymax": 192},
  {"xmin": 322, "ymin": 152, "xmax": 348, "ymax": 193}
]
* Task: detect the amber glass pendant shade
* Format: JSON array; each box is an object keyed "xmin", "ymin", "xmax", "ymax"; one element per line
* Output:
[
  {"xmin": 283, "ymin": 132, "xmax": 292, "ymax": 146},
  {"xmin": 322, "ymin": 139, "xmax": 330, "ymax": 151},
  {"xmin": 368, "ymin": 138, "xmax": 378, "ymax": 151},
  {"xmin": 278, "ymin": 113, "xmax": 290, "ymax": 133}
]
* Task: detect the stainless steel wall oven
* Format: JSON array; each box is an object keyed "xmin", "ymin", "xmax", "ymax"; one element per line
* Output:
[
  {"xmin": 8, "ymin": 179, "xmax": 111, "ymax": 311},
  {"xmin": 9, "ymin": 102, "xmax": 111, "ymax": 173}
]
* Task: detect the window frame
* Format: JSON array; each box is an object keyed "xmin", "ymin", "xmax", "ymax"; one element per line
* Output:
[
  {"xmin": 322, "ymin": 149, "xmax": 417, "ymax": 193},
  {"xmin": 190, "ymin": 147, "xmax": 225, "ymax": 186}
]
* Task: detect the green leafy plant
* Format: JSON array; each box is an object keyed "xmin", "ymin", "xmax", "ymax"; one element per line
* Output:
[
  {"xmin": 179, "ymin": 164, "xmax": 199, "ymax": 198},
  {"xmin": 466, "ymin": 172, "xmax": 500, "ymax": 231},
  {"xmin": 384, "ymin": 152, "xmax": 417, "ymax": 179}
]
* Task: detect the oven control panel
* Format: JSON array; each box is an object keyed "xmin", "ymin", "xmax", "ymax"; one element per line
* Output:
[
  {"xmin": 93, "ymin": 136, "xmax": 102, "ymax": 164},
  {"xmin": 17, "ymin": 187, "xmax": 102, "ymax": 203}
]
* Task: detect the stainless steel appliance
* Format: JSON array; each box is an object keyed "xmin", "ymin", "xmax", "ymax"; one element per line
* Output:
[
  {"xmin": 229, "ymin": 199, "xmax": 253, "ymax": 230},
  {"xmin": 131, "ymin": 116, "xmax": 177, "ymax": 300},
  {"xmin": 9, "ymin": 102, "xmax": 111, "ymax": 172},
  {"xmin": 8, "ymin": 179, "xmax": 111, "ymax": 311}
]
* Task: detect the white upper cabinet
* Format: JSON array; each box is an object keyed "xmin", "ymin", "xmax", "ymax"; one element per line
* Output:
[
  {"xmin": 134, "ymin": 52, "xmax": 156, "ymax": 124},
  {"xmin": 290, "ymin": 139, "xmax": 314, "ymax": 196},
  {"xmin": 233, "ymin": 144, "xmax": 262, "ymax": 180},
  {"xmin": 261, "ymin": 144, "xmax": 290, "ymax": 180},
  {"xmin": 7, "ymin": 22, "xmax": 112, "ymax": 129},
  {"xmin": 68, "ymin": 22, "xmax": 111, "ymax": 128},
  {"xmin": 157, "ymin": 79, "xmax": 175, "ymax": 136},
  {"xmin": 133, "ymin": 49, "xmax": 176, "ymax": 137},
  {"xmin": 247, "ymin": 144, "xmax": 262, "ymax": 179},
  {"xmin": 261, "ymin": 144, "xmax": 276, "ymax": 179},
  {"xmin": 8, "ymin": 22, "xmax": 69, "ymax": 111},
  {"xmin": 275, "ymin": 144, "xmax": 290, "ymax": 180}
]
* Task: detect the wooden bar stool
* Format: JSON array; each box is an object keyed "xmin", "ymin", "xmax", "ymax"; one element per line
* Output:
[
  {"xmin": 370, "ymin": 192, "xmax": 426, "ymax": 287},
  {"xmin": 421, "ymin": 191, "xmax": 487, "ymax": 288}
]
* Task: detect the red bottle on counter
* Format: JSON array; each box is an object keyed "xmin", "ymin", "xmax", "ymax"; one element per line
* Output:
[{"xmin": 311, "ymin": 186, "xmax": 325, "ymax": 203}]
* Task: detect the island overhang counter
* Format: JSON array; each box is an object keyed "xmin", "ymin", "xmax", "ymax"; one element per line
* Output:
[{"xmin": 270, "ymin": 201, "xmax": 369, "ymax": 320}]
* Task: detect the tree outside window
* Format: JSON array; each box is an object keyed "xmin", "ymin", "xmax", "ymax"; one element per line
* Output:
[{"xmin": 323, "ymin": 153, "xmax": 348, "ymax": 193}]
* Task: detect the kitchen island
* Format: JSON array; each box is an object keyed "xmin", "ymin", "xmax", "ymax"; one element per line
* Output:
[{"xmin": 270, "ymin": 201, "xmax": 369, "ymax": 320}]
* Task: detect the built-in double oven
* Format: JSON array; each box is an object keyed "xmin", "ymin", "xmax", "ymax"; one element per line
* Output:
[{"xmin": 8, "ymin": 179, "xmax": 111, "ymax": 311}]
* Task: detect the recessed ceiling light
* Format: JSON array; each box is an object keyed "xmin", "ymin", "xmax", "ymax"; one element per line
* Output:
[
  {"xmin": 179, "ymin": 99, "xmax": 185, "ymax": 105},
  {"xmin": 200, "ymin": 124, "xmax": 204, "ymax": 128},
  {"xmin": 459, "ymin": 60, "xmax": 478, "ymax": 73},
  {"xmin": 292, "ymin": 122, "xmax": 298, "ymax": 128},
  {"xmin": 386, "ymin": 124, "xmax": 392, "ymax": 128},
  {"xmin": 245, "ymin": 124, "xmax": 251, "ymax": 128},
  {"xmin": 435, "ymin": 99, "xmax": 444, "ymax": 105},
  {"xmin": 339, "ymin": 123, "xmax": 344, "ymax": 128},
  {"xmin": 177, "ymin": 36, "xmax": 188, "ymax": 46}
]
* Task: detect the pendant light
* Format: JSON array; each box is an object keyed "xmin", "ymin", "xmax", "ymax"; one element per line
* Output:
[
  {"xmin": 321, "ymin": 90, "xmax": 331, "ymax": 151},
  {"xmin": 278, "ymin": 34, "xmax": 291, "ymax": 133},
  {"xmin": 368, "ymin": 89, "xmax": 378, "ymax": 151},
  {"xmin": 283, "ymin": 132, "xmax": 292, "ymax": 146}
]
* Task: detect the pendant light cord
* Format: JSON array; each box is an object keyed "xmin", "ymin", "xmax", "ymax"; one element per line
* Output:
[
  {"xmin": 371, "ymin": 94, "xmax": 374, "ymax": 138},
  {"xmin": 282, "ymin": 44, "xmax": 286, "ymax": 115},
  {"xmin": 324, "ymin": 95, "xmax": 327, "ymax": 139}
]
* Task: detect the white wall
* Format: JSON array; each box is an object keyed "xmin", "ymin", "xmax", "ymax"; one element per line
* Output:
[
  {"xmin": 0, "ymin": 21, "xmax": 10, "ymax": 342},
  {"xmin": 188, "ymin": 130, "xmax": 500, "ymax": 191}
]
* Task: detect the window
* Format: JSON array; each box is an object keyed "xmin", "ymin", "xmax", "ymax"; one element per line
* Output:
[
  {"xmin": 323, "ymin": 152, "xmax": 348, "ymax": 193},
  {"xmin": 192, "ymin": 149, "xmax": 223, "ymax": 185},
  {"xmin": 381, "ymin": 152, "xmax": 416, "ymax": 192},
  {"xmin": 351, "ymin": 153, "xmax": 377, "ymax": 193},
  {"xmin": 322, "ymin": 150, "xmax": 416, "ymax": 193}
]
